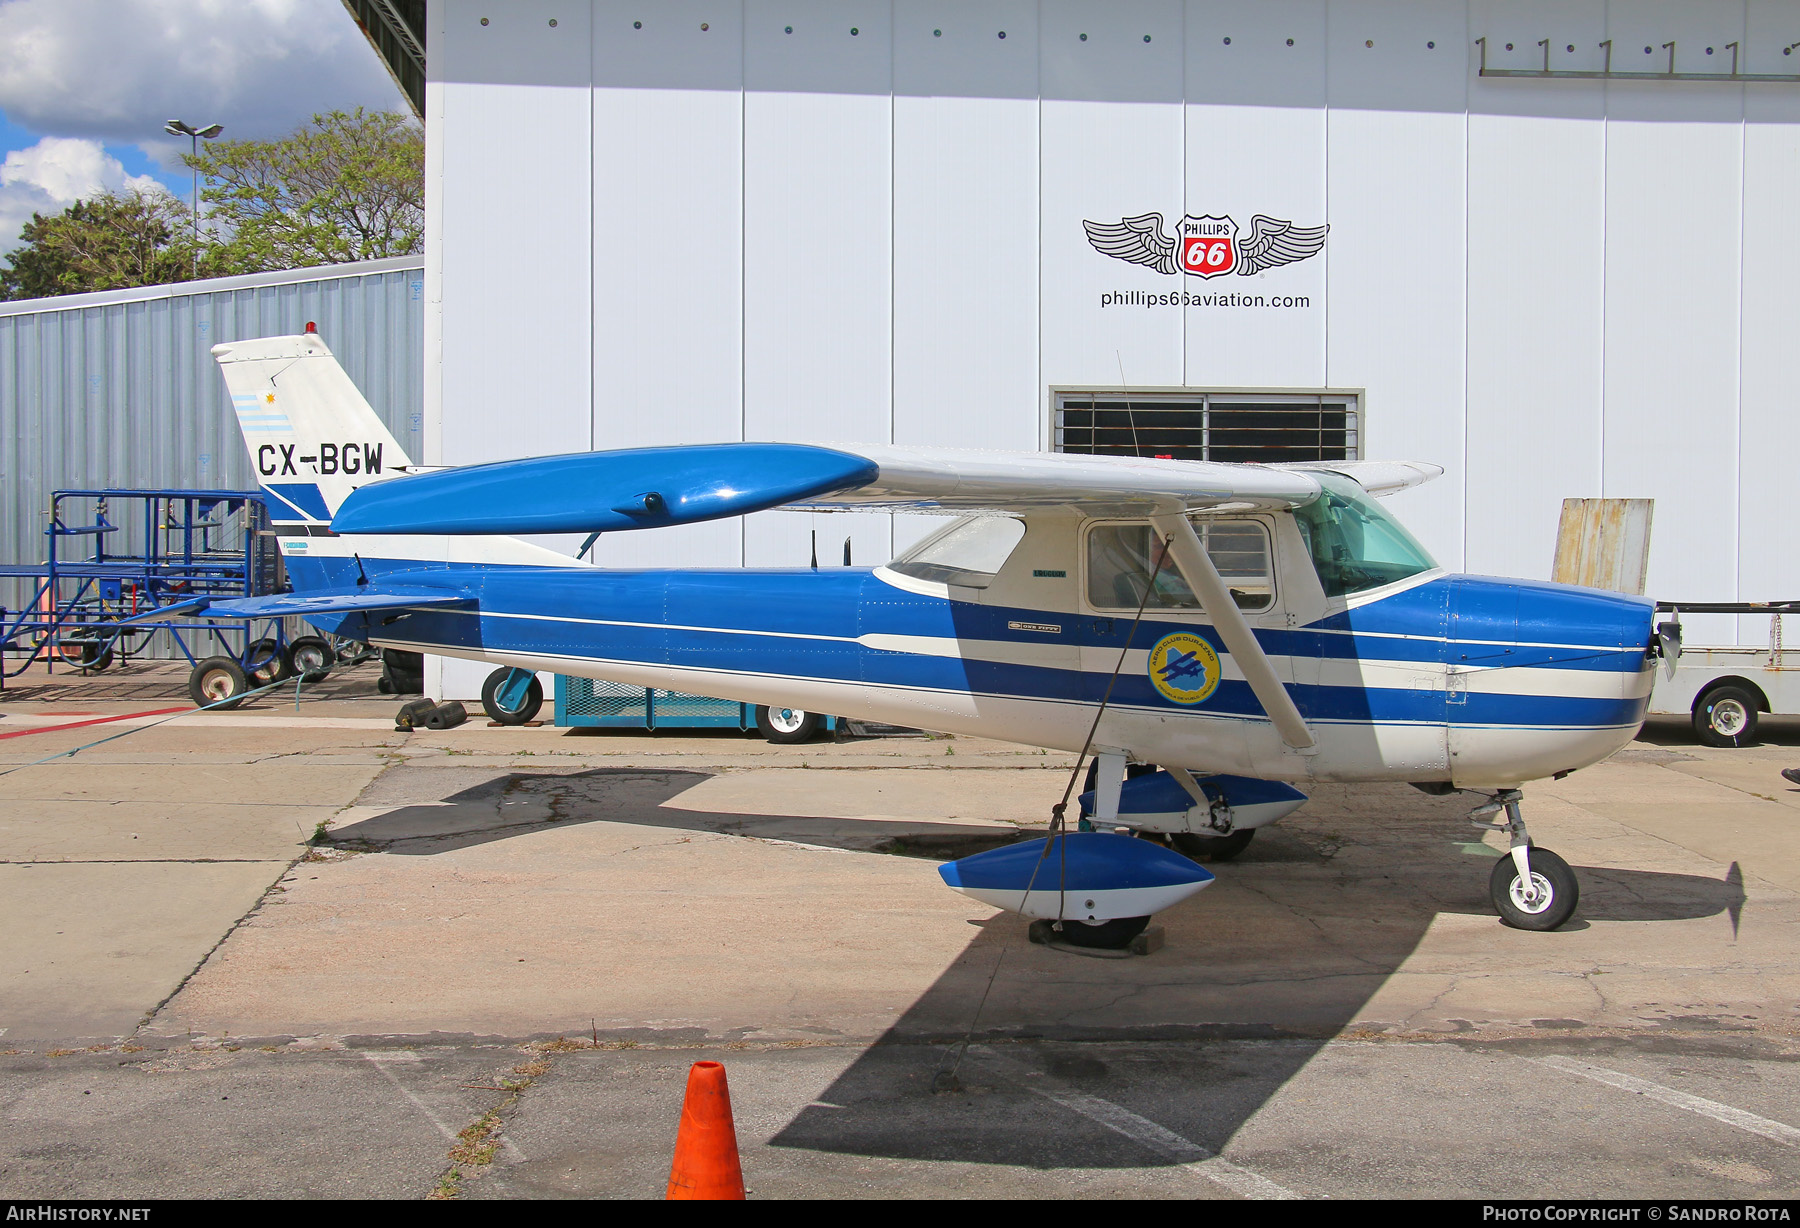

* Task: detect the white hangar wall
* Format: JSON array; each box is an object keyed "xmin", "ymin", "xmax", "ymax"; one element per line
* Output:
[{"xmin": 425, "ymin": 0, "xmax": 1800, "ymax": 693}]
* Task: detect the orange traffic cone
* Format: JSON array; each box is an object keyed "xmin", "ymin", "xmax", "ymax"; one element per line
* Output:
[{"xmin": 665, "ymin": 1060, "xmax": 746, "ymax": 1200}]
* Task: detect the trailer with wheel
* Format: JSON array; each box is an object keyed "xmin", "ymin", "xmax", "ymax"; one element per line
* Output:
[
  {"xmin": 1649, "ymin": 601, "xmax": 1800, "ymax": 747},
  {"xmin": 0, "ymin": 488, "xmax": 377, "ymax": 707}
]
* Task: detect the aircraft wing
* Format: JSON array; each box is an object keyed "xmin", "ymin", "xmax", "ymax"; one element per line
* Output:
[
  {"xmin": 330, "ymin": 442, "xmax": 1334, "ymax": 535},
  {"xmin": 1267, "ymin": 459, "xmax": 1444, "ymax": 497},
  {"xmin": 787, "ymin": 444, "xmax": 1320, "ymax": 514}
]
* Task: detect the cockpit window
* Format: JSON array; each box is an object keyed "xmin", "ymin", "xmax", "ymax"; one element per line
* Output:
[
  {"xmin": 1292, "ymin": 472, "xmax": 1438, "ymax": 598},
  {"xmin": 1086, "ymin": 519, "xmax": 1275, "ymax": 612},
  {"xmin": 887, "ymin": 515, "xmax": 1025, "ymax": 589}
]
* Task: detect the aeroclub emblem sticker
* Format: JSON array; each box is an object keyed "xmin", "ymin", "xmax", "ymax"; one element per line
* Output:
[
  {"xmin": 1147, "ymin": 632, "xmax": 1222, "ymax": 706},
  {"xmin": 1084, "ymin": 211, "xmax": 1327, "ymax": 278}
]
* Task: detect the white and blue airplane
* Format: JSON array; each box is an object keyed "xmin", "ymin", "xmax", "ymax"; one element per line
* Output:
[{"xmin": 173, "ymin": 332, "xmax": 1671, "ymax": 947}]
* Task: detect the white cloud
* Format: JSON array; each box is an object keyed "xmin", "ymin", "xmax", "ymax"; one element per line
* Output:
[
  {"xmin": 0, "ymin": 135, "xmax": 166, "ymax": 251},
  {"xmin": 0, "ymin": 0, "xmax": 405, "ymax": 164}
]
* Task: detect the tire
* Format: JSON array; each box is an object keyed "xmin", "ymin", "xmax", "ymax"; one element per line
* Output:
[
  {"xmin": 755, "ymin": 705, "xmax": 823, "ymax": 744},
  {"xmin": 245, "ymin": 637, "xmax": 292, "ymax": 685},
  {"xmin": 481, "ymin": 667, "xmax": 544, "ymax": 725},
  {"xmin": 1489, "ymin": 846, "xmax": 1579, "ymax": 931},
  {"xmin": 1055, "ymin": 915, "xmax": 1151, "ymax": 949},
  {"xmin": 1693, "ymin": 685, "xmax": 1759, "ymax": 748},
  {"xmin": 381, "ymin": 648, "xmax": 424, "ymax": 696},
  {"xmin": 288, "ymin": 636, "xmax": 336, "ymax": 682},
  {"xmin": 1171, "ymin": 828, "xmax": 1256, "ymax": 862},
  {"xmin": 189, "ymin": 656, "xmax": 250, "ymax": 710}
]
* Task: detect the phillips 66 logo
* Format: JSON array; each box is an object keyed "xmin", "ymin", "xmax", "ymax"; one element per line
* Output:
[
  {"xmin": 1084, "ymin": 211, "xmax": 1327, "ymax": 279},
  {"xmin": 1180, "ymin": 215, "xmax": 1238, "ymax": 279}
]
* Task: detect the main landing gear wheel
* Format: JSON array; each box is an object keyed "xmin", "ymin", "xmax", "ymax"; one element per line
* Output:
[
  {"xmin": 481, "ymin": 667, "xmax": 544, "ymax": 725},
  {"xmin": 756, "ymin": 705, "xmax": 822, "ymax": 744},
  {"xmin": 1489, "ymin": 845, "xmax": 1579, "ymax": 931},
  {"xmin": 1054, "ymin": 915, "xmax": 1151, "ymax": 949},
  {"xmin": 1693, "ymin": 684, "xmax": 1759, "ymax": 748},
  {"xmin": 189, "ymin": 656, "xmax": 249, "ymax": 710},
  {"xmin": 1170, "ymin": 829, "xmax": 1255, "ymax": 862}
]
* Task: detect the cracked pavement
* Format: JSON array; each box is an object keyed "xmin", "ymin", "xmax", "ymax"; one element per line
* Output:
[{"xmin": 1, "ymin": 663, "xmax": 1798, "ymax": 1198}]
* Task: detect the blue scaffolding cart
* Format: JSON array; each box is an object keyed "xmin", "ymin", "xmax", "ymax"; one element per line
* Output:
[{"xmin": 0, "ymin": 488, "xmax": 295, "ymax": 694}]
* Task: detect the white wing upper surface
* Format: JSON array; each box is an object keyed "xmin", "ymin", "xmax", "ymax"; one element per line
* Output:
[
  {"xmin": 789, "ymin": 444, "xmax": 1323, "ymax": 514},
  {"xmin": 1268, "ymin": 459, "xmax": 1445, "ymax": 497}
]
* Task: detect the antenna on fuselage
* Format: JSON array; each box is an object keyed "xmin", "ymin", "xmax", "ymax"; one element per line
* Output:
[{"xmin": 810, "ymin": 529, "xmax": 818, "ymax": 570}]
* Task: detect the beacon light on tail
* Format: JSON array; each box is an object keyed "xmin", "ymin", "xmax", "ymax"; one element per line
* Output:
[{"xmin": 191, "ymin": 332, "xmax": 1669, "ymax": 946}]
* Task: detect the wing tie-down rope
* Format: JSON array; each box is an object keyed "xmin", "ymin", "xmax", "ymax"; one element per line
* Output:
[
  {"xmin": 0, "ymin": 671, "xmax": 318, "ymax": 779},
  {"xmin": 936, "ymin": 536, "xmax": 1172, "ymax": 1094},
  {"xmin": 1036, "ymin": 533, "xmax": 1173, "ymax": 924}
]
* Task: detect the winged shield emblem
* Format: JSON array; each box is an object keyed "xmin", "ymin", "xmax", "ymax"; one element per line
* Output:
[{"xmin": 1083, "ymin": 211, "xmax": 1328, "ymax": 278}]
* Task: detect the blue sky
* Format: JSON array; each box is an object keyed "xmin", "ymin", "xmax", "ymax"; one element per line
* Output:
[{"xmin": 0, "ymin": 0, "xmax": 405, "ymax": 256}]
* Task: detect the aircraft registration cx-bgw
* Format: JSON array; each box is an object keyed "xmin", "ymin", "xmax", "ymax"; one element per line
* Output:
[{"xmin": 177, "ymin": 332, "xmax": 1675, "ymax": 947}]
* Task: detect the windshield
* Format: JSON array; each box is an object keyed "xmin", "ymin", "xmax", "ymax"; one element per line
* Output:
[
  {"xmin": 1293, "ymin": 472, "xmax": 1438, "ymax": 598},
  {"xmin": 887, "ymin": 516, "xmax": 1025, "ymax": 588}
]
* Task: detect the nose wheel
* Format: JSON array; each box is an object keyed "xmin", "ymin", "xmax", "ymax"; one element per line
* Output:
[{"xmin": 1473, "ymin": 790, "xmax": 1580, "ymax": 931}]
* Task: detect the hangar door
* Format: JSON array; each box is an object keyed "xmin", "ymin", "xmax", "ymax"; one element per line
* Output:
[{"xmin": 1053, "ymin": 392, "xmax": 1359, "ymax": 464}]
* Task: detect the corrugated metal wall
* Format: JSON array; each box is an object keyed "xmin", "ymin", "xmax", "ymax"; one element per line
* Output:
[{"xmin": 0, "ymin": 258, "xmax": 425, "ymax": 608}]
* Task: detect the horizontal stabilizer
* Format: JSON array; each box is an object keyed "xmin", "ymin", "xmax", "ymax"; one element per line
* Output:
[
  {"xmin": 331, "ymin": 443, "xmax": 879, "ymax": 535},
  {"xmin": 202, "ymin": 586, "xmax": 476, "ymax": 618},
  {"xmin": 111, "ymin": 596, "xmax": 215, "ymax": 625}
]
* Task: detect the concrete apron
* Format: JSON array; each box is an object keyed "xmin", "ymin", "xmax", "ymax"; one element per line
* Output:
[
  {"xmin": 0, "ymin": 687, "xmax": 1793, "ymax": 1052},
  {"xmin": 95, "ymin": 731, "xmax": 1800, "ymax": 1051}
]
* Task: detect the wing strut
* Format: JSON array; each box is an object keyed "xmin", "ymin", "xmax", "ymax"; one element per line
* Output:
[{"xmin": 1149, "ymin": 511, "xmax": 1316, "ymax": 751}]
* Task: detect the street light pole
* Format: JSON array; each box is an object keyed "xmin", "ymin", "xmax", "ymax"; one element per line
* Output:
[{"xmin": 163, "ymin": 120, "xmax": 223, "ymax": 274}]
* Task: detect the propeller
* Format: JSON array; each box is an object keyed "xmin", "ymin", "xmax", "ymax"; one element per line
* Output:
[{"xmin": 1657, "ymin": 614, "xmax": 1683, "ymax": 678}]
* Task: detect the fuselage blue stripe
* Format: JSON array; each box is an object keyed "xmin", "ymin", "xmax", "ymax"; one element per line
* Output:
[{"xmin": 286, "ymin": 555, "xmax": 1655, "ymax": 733}]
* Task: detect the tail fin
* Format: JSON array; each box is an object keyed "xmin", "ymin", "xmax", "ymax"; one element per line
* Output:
[
  {"xmin": 212, "ymin": 333, "xmax": 577, "ymax": 576},
  {"xmin": 212, "ymin": 333, "xmax": 415, "ymax": 526}
]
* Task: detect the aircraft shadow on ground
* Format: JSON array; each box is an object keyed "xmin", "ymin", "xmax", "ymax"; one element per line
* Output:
[
  {"xmin": 325, "ymin": 766, "xmax": 1029, "ymax": 860},
  {"xmin": 333, "ymin": 767, "xmax": 1754, "ymax": 1171}
]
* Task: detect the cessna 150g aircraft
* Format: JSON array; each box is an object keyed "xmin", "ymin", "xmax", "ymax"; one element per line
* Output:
[{"xmin": 175, "ymin": 333, "xmax": 1669, "ymax": 947}]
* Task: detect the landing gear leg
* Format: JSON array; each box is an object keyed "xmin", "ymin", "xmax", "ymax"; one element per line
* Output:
[{"xmin": 1474, "ymin": 790, "xmax": 1579, "ymax": 931}]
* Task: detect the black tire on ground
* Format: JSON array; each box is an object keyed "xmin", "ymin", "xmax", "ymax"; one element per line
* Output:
[
  {"xmin": 1693, "ymin": 684, "xmax": 1759, "ymax": 748},
  {"xmin": 1489, "ymin": 845, "xmax": 1580, "ymax": 931},
  {"xmin": 245, "ymin": 637, "xmax": 292, "ymax": 685},
  {"xmin": 381, "ymin": 648, "xmax": 425, "ymax": 696},
  {"xmin": 189, "ymin": 656, "xmax": 250, "ymax": 710},
  {"xmin": 1170, "ymin": 828, "xmax": 1256, "ymax": 862},
  {"xmin": 755, "ymin": 705, "xmax": 823, "ymax": 744},
  {"xmin": 288, "ymin": 636, "xmax": 336, "ymax": 681},
  {"xmin": 481, "ymin": 668, "xmax": 545, "ymax": 725},
  {"xmin": 1054, "ymin": 915, "xmax": 1151, "ymax": 949}
]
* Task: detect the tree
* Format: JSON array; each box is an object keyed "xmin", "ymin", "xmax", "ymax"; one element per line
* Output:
[
  {"xmin": 0, "ymin": 189, "xmax": 202, "ymax": 300},
  {"xmin": 190, "ymin": 107, "xmax": 423, "ymax": 271}
]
